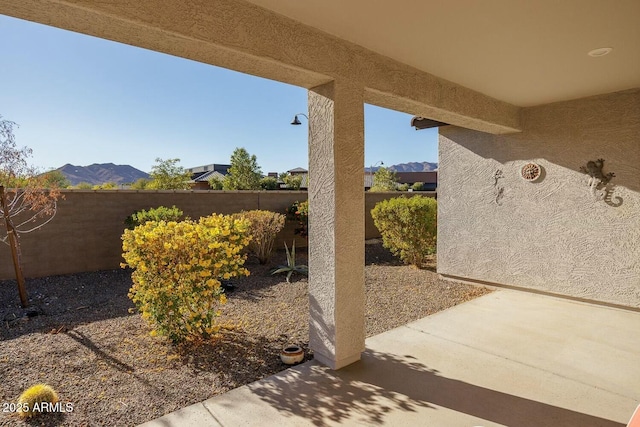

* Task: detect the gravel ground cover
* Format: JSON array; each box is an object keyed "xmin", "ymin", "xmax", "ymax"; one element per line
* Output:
[{"xmin": 0, "ymin": 240, "xmax": 490, "ymax": 426}]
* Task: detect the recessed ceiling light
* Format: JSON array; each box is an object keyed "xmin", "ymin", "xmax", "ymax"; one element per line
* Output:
[{"xmin": 588, "ymin": 47, "xmax": 613, "ymax": 57}]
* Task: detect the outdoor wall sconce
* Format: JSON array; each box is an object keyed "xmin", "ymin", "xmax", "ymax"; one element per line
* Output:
[
  {"xmin": 579, "ymin": 158, "xmax": 616, "ymax": 201},
  {"xmin": 290, "ymin": 113, "xmax": 308, "ymax": 125}
]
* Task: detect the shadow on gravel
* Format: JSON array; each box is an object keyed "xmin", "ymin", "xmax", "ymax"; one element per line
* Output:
[
  {"xmin": 176, "ymin": 330, "xmax": 313, "ymax": 390},
  {"xmin": 364, "ymin": 239, "xmax": 403, "ymax": 266},
  {"xmin": 23, "ymin": 411, "xmax": 67, "ymax": 427},
  {"xmin": 0, "ymin": 269, "xmax": 135, "ymax": 341}
]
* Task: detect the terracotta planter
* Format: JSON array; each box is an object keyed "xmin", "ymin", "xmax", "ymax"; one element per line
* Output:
[{"xmin": 280, "ymin": 345, "xmax": 304, "ymax": 365}]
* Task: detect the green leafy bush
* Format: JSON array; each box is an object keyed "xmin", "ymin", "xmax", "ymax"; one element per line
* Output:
[
  {"xmin": 398, "ymin": 183, "xmax": 410, "ymax": 191},
  {"xmin": 235, "ymin": 209, "xmax": 285, "ymax": 264},
  {"xmin": 411, "ymin": 182, "xmax": 424, "ymax": 191},
  {"xmin": 130, "ymin": 178, "xmax": 150, "ymax": 190},
  {"xmin": 125, "ymin": 205, "xmax": 184, "ymax": 230},
  {"xmin": 260, "ymin": 176, "xmax": 279, "ymax": 190},
  {"xmin": 75, "ymin": 182, "xmax": 93, "ymax": 189},
  {"xmin": 369, "ymin": 167, "xmax": 398, "ymax": 192},
  {"xmin": 371, "ymin": 195, "xmax": 437, "ymax": 267},
  {"xmin": 208, "ymin": 176, "xmax": 224, "ymax": 190},
  {"xmin": 281, "ymin": 173, "xmax": 303, "ymax": 190},
  {"xmin": 121, "ymin": 214, "xmax": 251, "ymax": 343},
  {"xmin": 286, "ymin": 200, "xmax": 308, "ymax": 237}
]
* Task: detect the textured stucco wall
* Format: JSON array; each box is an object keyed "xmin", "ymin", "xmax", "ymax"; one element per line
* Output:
[
  {"xmin": 308, "ymin": 80, "xmax": 365, "ymax": 369},
  {"xmin": 438, "ymin": 89, "xmax": 640, "ymax": 307}
]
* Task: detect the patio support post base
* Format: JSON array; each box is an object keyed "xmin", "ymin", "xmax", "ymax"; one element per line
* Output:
[{"xmin": 308, "ymin": 79, "xmax": 365, "ymax": 370}]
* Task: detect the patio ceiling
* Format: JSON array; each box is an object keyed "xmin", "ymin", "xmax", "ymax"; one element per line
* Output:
[{"xmin": 246, "ymin": 0, "xmax": 640, "ymax": 107}]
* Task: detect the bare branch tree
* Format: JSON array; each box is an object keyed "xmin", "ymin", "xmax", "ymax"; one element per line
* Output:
[{"xmin": 0, "ymin": 116, "xmax": 62, "ymax": 307}]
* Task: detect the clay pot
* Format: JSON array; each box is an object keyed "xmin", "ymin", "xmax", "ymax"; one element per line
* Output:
[{"xmin": 280, "ymin": 345, "xmax": 304, "ymax": 365}]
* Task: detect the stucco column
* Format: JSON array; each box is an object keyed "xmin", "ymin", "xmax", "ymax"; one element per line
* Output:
[{"xmin": 308, "ymin": 80, "xmax": 365, "ymax": 369}]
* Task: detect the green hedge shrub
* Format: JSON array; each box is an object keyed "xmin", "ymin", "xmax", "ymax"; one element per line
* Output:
[
  {"xmin": 411, "ymin": 182, "xmax": 424, "ymax": 191},
  {"xmin": 125, "ymin": 205, "xmax": 184, "ymax": 230},
  {"xmin": 260, "ymin": 176, "xmax": 279, "ymax": 190},
  {"xmin": 371, "ymin": 195, "xmax": 437, "ymax": 267}
]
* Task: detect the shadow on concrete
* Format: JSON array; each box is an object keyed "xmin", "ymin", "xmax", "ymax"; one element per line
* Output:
[{"xmin": 250, "ymin": 349, "xmax": 625, "ymax": 427}]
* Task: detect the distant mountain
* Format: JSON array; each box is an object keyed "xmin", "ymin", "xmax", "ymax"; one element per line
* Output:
[
  {"xmin": 56, "ymin": 163, "xmax": 150, "ymax": 186},
  {"xmin": 366, "ymin": 161, "xmax": 438, "ymax": 173},
  {"xmin": 389, "ymin": 162, "xmax": 438, "ymax": 172}
]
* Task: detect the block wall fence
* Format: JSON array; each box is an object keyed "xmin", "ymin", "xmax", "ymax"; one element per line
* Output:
[{"xmin": 0, "ymin": 190, "xmax": 434, "ymax": 280}]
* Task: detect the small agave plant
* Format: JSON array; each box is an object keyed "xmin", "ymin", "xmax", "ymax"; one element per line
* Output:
[{"xmin": 271, "ymin": 241, "xmax": 308, "ymax": 282}]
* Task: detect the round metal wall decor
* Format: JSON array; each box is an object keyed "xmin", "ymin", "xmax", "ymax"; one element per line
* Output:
[{"xmin": 520, "ymin": 162, "xmax": 542, "ymax": 182}]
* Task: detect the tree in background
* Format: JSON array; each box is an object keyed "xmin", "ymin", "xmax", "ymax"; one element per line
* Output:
[
  {"xmin": 41, "ymin": 170, "xmax": 70, "ymax": 189},
  {"xmin": 208, "ymin": 176, "xmax": 224, "ymax": 190},
  {"xmin": 411, "ymin": 182, "xmax": 424, "ymax": 191},
  {"xmin": 148, "ymin": 158, "xmax": 192, "ymax": 190},
  {"xmin": 92, "ymin": 182, "xmax": 119, "ymax": 190},
  {"xmin": 279, "ymin": 172, "xmax": 303, "ymax": 190},
  {"xmin": 74, "ymin": 182, "xmax": 93, "ymax": 190},
  {"xmin": 369, "ymin": 166, "xmax": 399, "ymax": 192},
  {"xmin": 129, "ymin": 178, "xmax": 150, "ymax": 190},
  {"xmin": 0, "ymin": 116, "xmax": 62, "ymax": 307},
  {"xmin": 260, "ymin": 176, "xmax": 279, "ymax": 190},
  {"xmin": 223, "ymin": 148, "xmax": 262, "ymax": 190}
]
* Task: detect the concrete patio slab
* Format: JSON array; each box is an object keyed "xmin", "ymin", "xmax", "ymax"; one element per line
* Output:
[{"xmin": 140, "ymin": 290, "xmax": 640, "ymax": 426}]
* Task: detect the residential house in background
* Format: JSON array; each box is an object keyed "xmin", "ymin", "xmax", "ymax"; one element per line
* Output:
[
  {"xmin": 187, "ymin": 163, "xmax": 230, "ymax": 190},
  {"xmin": 287, "ymin": 167, "xmax": 308, "ymax": 175},
  {"xmin": 282, "ymin": 167, "xmax": 309, "ymax": 189}
]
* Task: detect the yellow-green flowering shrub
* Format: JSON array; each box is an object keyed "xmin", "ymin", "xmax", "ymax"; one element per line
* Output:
[{"xmin": 121, "ymin": 214, "xmax": 251, "ymax": 343}]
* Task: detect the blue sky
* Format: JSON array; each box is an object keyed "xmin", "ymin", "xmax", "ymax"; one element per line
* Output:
[{"xmin": 0, "ymin": 15, "xmax": 438, "ymax": 174}]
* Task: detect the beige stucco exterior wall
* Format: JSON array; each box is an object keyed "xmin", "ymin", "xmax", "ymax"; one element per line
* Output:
[
  {"xmin": 438, "ymin": 89, "xmax": 640, "ymax": 308},
  {"xmin": 308, "ymin": 80, "xmax": 365, "ymax": 369}
]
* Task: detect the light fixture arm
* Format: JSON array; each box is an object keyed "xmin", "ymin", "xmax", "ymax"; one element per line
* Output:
[
  {"xmin": 291, "ymin": 113, "xmax": 309, "ymax": 125},
  {"xmin": 370, "ymin": 160, "xmax": 384, "ymax": 174}
]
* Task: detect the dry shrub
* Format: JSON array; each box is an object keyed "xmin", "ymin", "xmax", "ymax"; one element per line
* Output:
[{"xmin": 236, "ymin": 210, "xmax": 285, "ymax": 264}]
